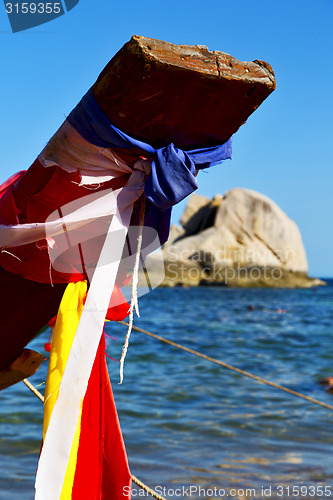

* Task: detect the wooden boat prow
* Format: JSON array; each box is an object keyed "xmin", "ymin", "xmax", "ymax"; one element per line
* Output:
[
  {"xmin": 92, "ymin": 35, "xmax": 276, "ymax": 149},
  {"xmin": 0, "ymin": 349, "xmax": 44, "ymax": 391}
]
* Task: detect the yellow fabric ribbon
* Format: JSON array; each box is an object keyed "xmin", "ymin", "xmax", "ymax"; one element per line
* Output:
[{"xmin": 43, "ymin": 281, "xmax": 87, "ymax": 499}]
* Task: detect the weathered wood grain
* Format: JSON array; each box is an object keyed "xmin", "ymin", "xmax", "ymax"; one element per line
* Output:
[
  {"xmin": 0, "ymin": 349, "xmax": 43, "ymax": 391},
  {"xmin": 92, "ymin": 36, "xmax": 276, "ymax": 149}
]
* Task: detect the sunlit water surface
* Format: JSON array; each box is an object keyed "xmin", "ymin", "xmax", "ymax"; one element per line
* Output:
[{"xmin": 1, "ymin": 281, "xmax": 332, "ymax": 499}]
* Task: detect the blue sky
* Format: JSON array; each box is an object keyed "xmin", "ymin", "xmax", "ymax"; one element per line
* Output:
[{"xmin": 0, "ymin": 0, "xmax": 332, "ymax": 277}]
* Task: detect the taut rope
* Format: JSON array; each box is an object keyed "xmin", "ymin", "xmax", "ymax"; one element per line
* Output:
[
  {"xmin": 131, "ymin": 475, "xmax": 168, "ymax": 500},
  {"xmin": 22, "ymin": 314, "xmax": 333, "ymax": 500},
  {"xmin": 117, "ymin": 321, "xmax": 333, "ymax": 412},
  {"xmin": 23, "ymin": 378, "xmax": 44, "ymax": 403}
]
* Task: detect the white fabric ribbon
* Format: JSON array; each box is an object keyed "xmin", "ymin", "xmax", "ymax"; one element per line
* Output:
[
  {"xmin": 34, "ymin": 167, "xmax": 148, "ymax": 499},
  {"xmin": 0, "ymin": 118, "xmax": 152, "ymax": 499}
]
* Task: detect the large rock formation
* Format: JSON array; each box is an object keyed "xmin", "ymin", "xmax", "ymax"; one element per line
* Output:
[{"xmin": 144, "ymin": 188, "xmax": 324, "ymax": 288}]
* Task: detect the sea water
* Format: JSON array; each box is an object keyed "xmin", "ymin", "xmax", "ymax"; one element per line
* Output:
[{"xmin": 0, "ymin": 282, "xmax": 332, "ymax": 499}]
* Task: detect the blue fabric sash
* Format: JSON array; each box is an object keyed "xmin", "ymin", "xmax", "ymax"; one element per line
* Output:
[{"xmin": 67, "ymin": 90, "xmax": 232, "ymax": 244}]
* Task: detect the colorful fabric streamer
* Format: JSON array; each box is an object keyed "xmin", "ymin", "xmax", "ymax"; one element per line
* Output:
[
  {"xmin": 0, "ymin": 85, "xmax": 232, "ymax": 500},
  {"xmin": 68, "ymin": 89, "xmax": 232, "ymax": 213},
  {"xmin": 42, "ymin": 281, "xmax": 131, "ymax": 499}
]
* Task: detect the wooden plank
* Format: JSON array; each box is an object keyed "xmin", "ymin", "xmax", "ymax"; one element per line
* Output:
[
  {"xmin": 92, "ymin": 35, "xmax": 276, "ymax": 149},
  {"xmin": 0, "ymin": 349, "xmax": 43, "ymax": 391}
]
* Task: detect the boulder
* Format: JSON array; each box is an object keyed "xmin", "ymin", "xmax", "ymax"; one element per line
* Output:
[
  {"xmin": 145, "ymin": 188, "xmax": 325, "ymax": 288},
  {"xmin": 162, "ymin": 224, "xmax": 185, "ymax": 249}
]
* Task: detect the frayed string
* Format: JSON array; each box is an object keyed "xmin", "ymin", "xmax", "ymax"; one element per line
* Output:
[
  {"xmin": 47, "ymin": 246, "xmax": 54, "ymax": 288},
  {"xmin": 70, "ymin": 178, "xmax": 102, "ymax": 190},
  {"xmin": 37, "ymin": 374, "xmax": 48, "ymax": 387},
  {"xmin": 105, "ymin": 352, "xmax": 118, "ymax": 363},
  {"xmin": 1, "ymin": 249, "xmax": 22, "ymax": 261},
  {"xmin": 119, "ymin": 196, "xmax": 145, "ymax": 384},
  {"xmin": 99, "ymin": 148, "xmax": 108, "ymax": 165},
  {"xmin": 105, "ymin": 333, "xmax": 117, "ymax": 341}
]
